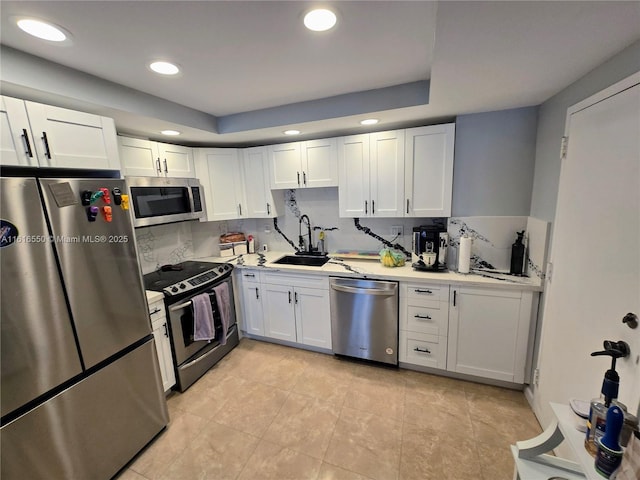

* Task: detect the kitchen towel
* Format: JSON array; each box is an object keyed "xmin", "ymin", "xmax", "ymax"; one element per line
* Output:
[
  {"xmin": 458, "ymin": 235, "xmax": 472, "ymax": 274},
  {"xmin": 192, "ymin": 293, "xmax": 215, "ymax": 342},
  {"xmin": 214, "ymin": 282, "xmax": 231, "ymax": 346}
]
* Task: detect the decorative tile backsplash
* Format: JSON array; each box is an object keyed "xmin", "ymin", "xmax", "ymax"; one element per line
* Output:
[{"xmin": 135, "ymin": 222, "xmax": 194, "ymax": 274}]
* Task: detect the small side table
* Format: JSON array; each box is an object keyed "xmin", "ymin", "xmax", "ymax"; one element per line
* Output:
[{"xmin": 511, "ymin": 402, "xmax": 602, "ymax": 480}]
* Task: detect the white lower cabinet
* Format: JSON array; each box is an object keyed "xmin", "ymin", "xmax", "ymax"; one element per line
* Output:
[
  {"xmin": 148, "ymin": 300, "xmax": 176, "ymax": 392},
  {"xmin": 447, "ymin": 286, "xmax": 535, "ymax": 384},
  {"xmin": 238, "ymin": 270, "xmax": 265, "ymax": 336},
  {"xmin": 260, "ymin": 272, "xmax": 332, "ymax": 350},
  {"xmin": 399, "ymin": 282, "xmax": 449, "ymax": 370}
]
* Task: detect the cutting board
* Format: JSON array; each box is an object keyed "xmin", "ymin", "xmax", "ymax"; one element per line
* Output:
[{"xmin": 329, "ymin": 250, "xmax": 380, "ymax": 261}]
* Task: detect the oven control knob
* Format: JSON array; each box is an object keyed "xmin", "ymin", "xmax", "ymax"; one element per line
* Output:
[
  {"xmin": 179, "ymin": 283, "xmax": 186, "ymax": 289},
  {"xmin": 224, "ymin": 265, "xmax": 230, "ymax": 270},
  {"xmin": 171, "ymin": 287, "xmax": 178, "ymax": 293},
  {"xmin": 218, "ymin": 267, "xmax": 223, "ymax": 273}
]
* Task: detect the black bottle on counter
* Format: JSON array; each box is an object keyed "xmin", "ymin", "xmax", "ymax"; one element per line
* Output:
[{"xmin": 510, "ymin": 230, "xmax": 525, "ymax": 275}]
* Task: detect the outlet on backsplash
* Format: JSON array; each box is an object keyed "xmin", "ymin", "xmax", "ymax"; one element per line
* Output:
[{"xmin": 391, "ymin": 226, "xmax": 404, "ymax": 237}]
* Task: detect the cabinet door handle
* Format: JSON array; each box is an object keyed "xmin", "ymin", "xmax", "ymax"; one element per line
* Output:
[
  {"xmin": 163, "ymin": 159, "xmax": 168, "ymax": 173},
  {"xmin": 22, "ymin": 129, "xmax": 33, "ymax": 157},
  {"xmin": 303, "ymin": 171, "xmax": 307, "ymax": 186},
  {"xmin": 42, "ymin": 132, "xmax": 52, "ymax": 159},
  {"xmin": 372, "ymin": 200, "xmax": 375, "ymax": 215},
  {"xmin": 414, "ymin": 314, "xmax": 432, "ymax": 320},
  {"xmin": 238, "ymin": 204, "xmax": 242, "ymax": 216},
  {"xmin": 267, "ymin": 203, "xmax": 271, "ymax": 215},
  {"xmin": 414, "ymin": 346, "xmax": 431, "ymax": 354},
  {"xmin": 406, "ymin": 199, "xmax": 410, "ymax": 214},
  {"xmin": 163, "ymin": 323, "xmax": 169, "ymax": 338},
  {"xmin": 255, "ymin": 287, "xmax": 259, "ymax": 299},
  {"xmin": 294, "ymin": 292, "xmax": 298, "ymax": 304},
  {"xmin": 365, "ymin": 200, "xmax": 368, "ymax": 214},
  {"xmin": 453, "ymin": 290, "xmax": 457, "ymax": 307},
  {"xmin": 297, "ymin": 172, "xmax": 300, "ymax": 186},
  {"xmin": 414, "ymin": 289, "xmax": 433, "ymax": 295},
  {"xmin": 288, "ymin": 291, "xmax": 292, "ymax": 304},
  {"xmin": 156, "ymin": 158, "xmax": 162, "ymax": 174}
]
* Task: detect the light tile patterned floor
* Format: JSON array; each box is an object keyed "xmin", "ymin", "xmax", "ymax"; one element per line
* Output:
[{"xmin": 117, "ymin": 339, "xmax": 541, "ymax": 480}]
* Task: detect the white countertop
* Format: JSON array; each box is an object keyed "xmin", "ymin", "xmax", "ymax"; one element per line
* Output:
[
  {"xmin": 197, "ymin": 251, "xmax": 544, "ymax": 291},
  {"xmin": 145, "ymin": 290, "xmax": 164, "ymax": 305}
]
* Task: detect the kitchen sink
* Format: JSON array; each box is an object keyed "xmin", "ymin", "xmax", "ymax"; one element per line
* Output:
[{"xmin": 272, "ymin": 254, "xmax": 330, "ymax": 267}]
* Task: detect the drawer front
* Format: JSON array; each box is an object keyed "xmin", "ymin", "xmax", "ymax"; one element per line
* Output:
[
  {"xmin": 239, "ymin": 269, "xmax": 261, "ymax": 284},
  {"xmin": 261, "ymin": 271, "xmax": 328, "ymax": 290},
  {"xmin": 406, "ymin": 305, "xmax": 448, "ymax": 336},
  {"xmin": 400, "ymin": 331, "xmax": 446, "ymax": 370},
  {"xmin": 406, "ymin": 284, "xmax": 449, "ymax": 303},
  {"xmin": 148, "ymin": 300, "xmax": 165, "ymax": 319}
]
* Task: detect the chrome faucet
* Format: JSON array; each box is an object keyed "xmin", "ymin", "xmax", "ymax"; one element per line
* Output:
[{"xmin": 299, "ymin": 214, "xmax": 313, "ymax": 253}]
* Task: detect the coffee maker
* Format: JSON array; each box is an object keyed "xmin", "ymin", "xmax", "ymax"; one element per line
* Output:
[{"xmin": 412, "ymin": 225, "xmax": 449, "ymax": 272}]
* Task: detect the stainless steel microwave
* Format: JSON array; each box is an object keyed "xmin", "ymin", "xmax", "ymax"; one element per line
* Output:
[{"xmin": 126, "ymin": 176, "xmax": 206, "ymax": 227}]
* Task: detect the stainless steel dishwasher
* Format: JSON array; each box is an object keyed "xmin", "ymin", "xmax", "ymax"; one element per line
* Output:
[{"xmin": 329, "ymin": 277, "xmax": 399, "ymax": 365}]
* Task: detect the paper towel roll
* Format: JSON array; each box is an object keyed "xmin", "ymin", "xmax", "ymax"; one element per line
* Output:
[{"xmin": 458, "ymin": 236, "xmax": 472, "ymax": 273}]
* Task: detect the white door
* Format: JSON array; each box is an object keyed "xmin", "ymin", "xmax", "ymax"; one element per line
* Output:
[
  {"xmin": 338, "ymin": 134, "xmax": 370, "ymax": 217},
  {"xmin": 0, "ymin": 96, "xmax": 38, "ymax": 167},
  {"xmin": 536, "ymin": 75, "xmax": 640, "ymax": 418},
  {"xmin": 302, "ymin": 138, "xmax": 338, "ymax": 188},
  {"xmin": 118, "ymin": 137, "xmax": 160, "ymax": 176},
  {"xmin": 151, "ymin": 316, "xmax": 176, "ymax": 392},
  {"xmin": 242, "ymin": 282, "xmax": 265, "ymax": 336},
  {"xmin": 269, "ymin": 142, "xmax": 302, "ymax": 189},
  {"xmin": 243, "ymin": 146, "xmax": 274, "ymax": 217},
  {"xmin": 295, "ymin": 287, "xmax": 331, "ymax": 349},
  {"xmin": 405, "ymin": 124, "xmax": 455, "ymax": 217},
  {"xmin": 369, "ymin": 130, "xmax": 405, "ymax": 217},
  {"xmin": 157, "ymin": 143, "xmax": 194, "ymax": 178},
  {"xmin": 262, "ymin": 284, "xmax": 297, "ymax": 342},
  {"xmin": 196, "ymin": 148, "xmax": 246, "ymax": 221},
  {"xmin": 25, "ymin": 101, "xmax": 120, "ymax": 170},
  {"xmin": 448, "ymin": 287, "xmax": 525, "ymax": 383}
]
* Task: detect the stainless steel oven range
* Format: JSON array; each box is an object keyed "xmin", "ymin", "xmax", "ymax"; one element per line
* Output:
[{"xmin": 144, "ymin": 261, "xmax": 239, "ymax": 392}]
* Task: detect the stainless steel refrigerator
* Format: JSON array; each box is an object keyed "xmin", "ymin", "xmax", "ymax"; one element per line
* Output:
[{"xmin": 0, "ymin": 174, "xmax": 169, "ymax": 479}]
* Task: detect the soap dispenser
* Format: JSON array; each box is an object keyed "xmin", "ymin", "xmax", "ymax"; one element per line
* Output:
[
  {"xmin": 584, "ymin": 340, "xmax": 630, "ymax": 456},
  {"xmin": 510, "ymin": 231, "xmax": 525, "ymax": 275}
]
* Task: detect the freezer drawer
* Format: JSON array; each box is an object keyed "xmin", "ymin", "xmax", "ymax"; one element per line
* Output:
[
  {"xmin": 330, "ymin": 277, "xmax": 398, "ymax": 365},
  {"xmin": 0, "ymin": 338, "xmax": 168, "ymax": 480}
]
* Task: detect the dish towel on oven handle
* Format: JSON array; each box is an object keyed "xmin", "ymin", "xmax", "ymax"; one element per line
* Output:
[
  {"xmin": 214, "ymin": 282, "xmax": 230, "ymax": 345},
  {"xmin": 192, "ymin": 292, "xmax": 215, "ymax": 342}
]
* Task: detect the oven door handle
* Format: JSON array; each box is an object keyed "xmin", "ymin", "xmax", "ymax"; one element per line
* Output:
[{"xmin": 169, "ymin": 300, "xmax": 193, "ymax": 312}]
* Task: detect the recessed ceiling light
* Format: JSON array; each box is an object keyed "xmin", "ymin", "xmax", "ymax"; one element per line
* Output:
[
  {"xmin": 360, "ymin": 119, "xmax": 379, "ymax": 126},
  {"xmin": 304, "ymin": 9, "xmax": 337, "ymax": 32},
  {"xmin": 161, "ymin": 130, "xmax": 180, "ymax": 136},
  {"xmin": 17, "ymin": 18, "xmax": 67, "ymax": 42},
  {"xmin": 284, "ymin": 130, "xmax": 301, "ymax": 135},
  {"xmin": 149, "ymin": 61, "xmax": 180, "ymax": 75}
]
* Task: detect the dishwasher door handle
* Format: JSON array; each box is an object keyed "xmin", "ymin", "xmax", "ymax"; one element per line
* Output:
[{"xmin": 331, "ymin": 284, "xmax": 396, "ymax": 296}]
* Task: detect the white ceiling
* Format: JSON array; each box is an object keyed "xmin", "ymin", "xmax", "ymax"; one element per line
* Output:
[{"xmin": 1, "ymin": 1, "xmax": 639, "ymax": 146}]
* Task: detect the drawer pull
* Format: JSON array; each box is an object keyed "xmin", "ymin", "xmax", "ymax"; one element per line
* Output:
[
  {"xmin": 244, "ymin": 273, "xmax": 255, "ymax": 277},
  {"xmin": 414, "ymin": 314, "xmax": 432, "ymax": 320},
  {"xmin": 414, "ymin": 346, "xmax": 431, "ymax": 354},
  {"xmin": 414, "ymin": 289, "xmax": 433, "ymax": 294},
  {"xmin": 149, "ymin": 307, "xmax": 162, "ymax": 315}
]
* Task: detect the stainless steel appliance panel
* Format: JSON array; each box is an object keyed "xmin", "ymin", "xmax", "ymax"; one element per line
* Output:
[
  {"xmin": 39, "ymin": 178, "xmax": 150, "ymax": 368},
  {"xmin": 167, "ymin": 276, "xmax": 236, "ymax": 366},
  {"xmin": 330, "ymin": 278, "xmax": 399, "ymax": 365},
  {"xmin": 0, "ymin": 338, "xmax": 168, "ymax": 480},
  {"xmin": 0, "ymin": 177, "xmax": 83, "ymax": 418}
]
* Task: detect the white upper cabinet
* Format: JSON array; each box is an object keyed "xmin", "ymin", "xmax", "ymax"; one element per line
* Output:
[
  {"xmin": 118, "ymin": 136, "xmax": 195, "ymax": 178},
  {"xmin": 194, "ymin": 148, "xmax": 247, "ymax": 221},
  {"xmin": 338, "ymin": 130, "xmax": 405, "ymax": 217},
  {"xmin": 242, "ymin": 146, "xmax": 280, "ymax": 218},
  {"xmin": 0, "ymin": 95, "xmax": 120, "ymax": 170},
  {"xmin": 269, "ymin": 138, "xmax": 338, "ymax": 189},
  {"xmin": 404, "ymin": 124, "xmax": 455, "ymax": 217}
]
